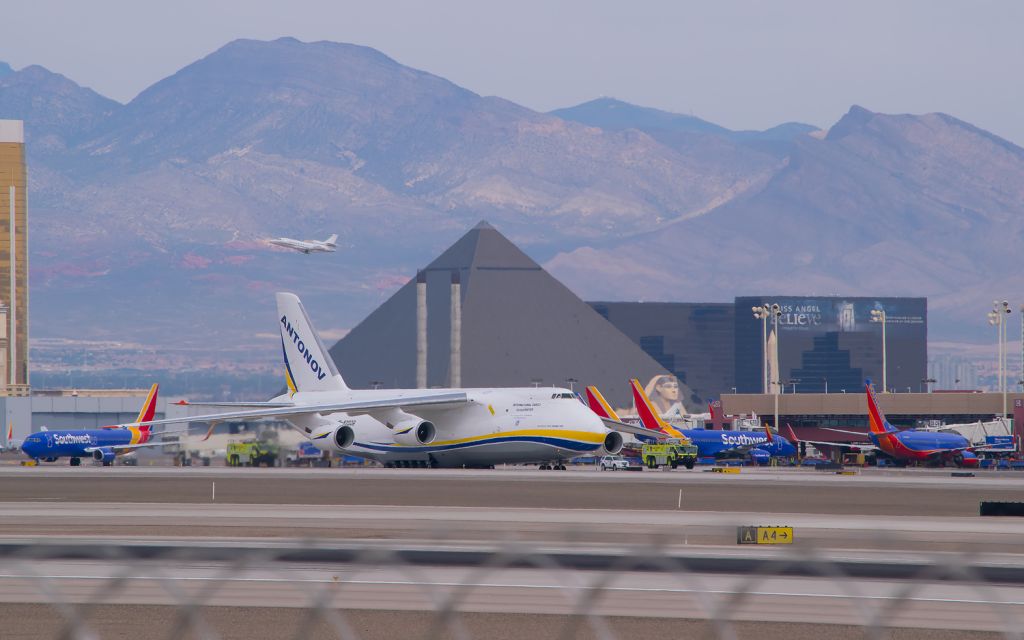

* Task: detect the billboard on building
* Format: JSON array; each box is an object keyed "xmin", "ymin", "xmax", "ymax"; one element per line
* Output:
[{"xmin": 735, "ymin": 297, "xmax": 927, "ymax": 394}]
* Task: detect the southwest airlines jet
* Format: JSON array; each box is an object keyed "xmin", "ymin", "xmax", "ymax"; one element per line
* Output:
[
  {"xmin": 587, "ymin": 381, "xmax": 795, "ymax": 463},
  {"xmin": 786, "ymin": 380, "xmax": 986, "ymax": 467},
  {"xmin": 20, "ymin": 384, "xmax": 170, "ymax": 466},
  {"xmin": 268, "ymin": 234, "xmax": 338, "ymax": 254},
  {"xmin": 120, "ymin": 293, "xmax": 628, "ymax": 469}
]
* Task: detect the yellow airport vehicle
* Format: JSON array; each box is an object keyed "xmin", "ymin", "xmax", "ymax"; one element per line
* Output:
[
  {"xmin": 226, "ymin": 441, "xmax": 279, "ymax": 467},
  {"xmin": 641, "ymin": 439, "xmax": 698, "ymax": 470}
]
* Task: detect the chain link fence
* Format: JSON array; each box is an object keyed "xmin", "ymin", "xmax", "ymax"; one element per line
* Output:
[{"xmin": 1, "ymin": 532, "xmax": 1023, "ymax": 640}]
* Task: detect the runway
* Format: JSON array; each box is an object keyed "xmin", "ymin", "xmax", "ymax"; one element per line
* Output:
[
  {"xmin": 2, "ymin": 502, "xmax": 1023, "ymax": 553},
  {"xmin": 0, "ymin": 559, "xmax": 1013, "ymax": 637},
  {"xmin": 1, "ymin": 466, "xmax": 1022, "ymax": 637},
  {"xmin": 0, "ymin": 466, "xmax": 1020, "ymax": 517}
]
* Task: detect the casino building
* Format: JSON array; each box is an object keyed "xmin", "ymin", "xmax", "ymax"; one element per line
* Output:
[
  {"xmin": 593, "ymin": 297, "xmax": 927, "ymax": 402},
  {"xmin": 0, "ymin": 120, "xmax": 28, "ymax": 396}
]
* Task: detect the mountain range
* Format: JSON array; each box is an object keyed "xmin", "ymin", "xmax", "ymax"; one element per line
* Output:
[{"xmin": 1, "ymin": 36, "xmax": 1022, "ymax": 372}]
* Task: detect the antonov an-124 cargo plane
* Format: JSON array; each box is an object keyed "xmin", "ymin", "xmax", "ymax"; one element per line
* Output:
[{"xmin": 123, "ymin": 293, "xmax": 637, "ymax": 469}]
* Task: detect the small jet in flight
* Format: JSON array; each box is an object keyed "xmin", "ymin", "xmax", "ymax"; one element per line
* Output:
[{"xmin": 268, "ymin": 234, "xmax": 338, "ymax": 254}]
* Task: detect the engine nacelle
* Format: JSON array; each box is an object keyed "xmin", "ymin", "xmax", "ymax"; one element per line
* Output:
[
  {"xmin": 333, "ymin": 425, "xmax": 355, "ymax": 450},
  {"xmin": 602, "ymin": 431, "xmax": 624, "ymax": 455},
  {"xmin": 748, "ymin": 448, "xmax": 770, "ymax": 465},
  {"xmin": 391, "ymin": 418, "xmax": 436, "ymax": 446},
  {"xmin": 310, "ymin": 423, "xmax": 355, "ymax": 452},
  {"xmin": 92, "ymin": 448, "xmax": 116, "ymax": 464}
]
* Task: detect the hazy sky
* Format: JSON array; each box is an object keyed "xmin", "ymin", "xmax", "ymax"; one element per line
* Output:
[{"xmin": 3, "ymin": 0, "xmax": 1023, "ymax": 144}]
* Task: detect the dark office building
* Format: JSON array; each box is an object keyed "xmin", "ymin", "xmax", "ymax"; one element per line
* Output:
[
  {"xmin": 592, "ymin": 296, "xmax": 927, "ymax": 400},
  {"xmin": 735, "ymin": 296, "xmax": 928, "ymax": 394},
  {"xmin": 589, "ymin": 302, "xmax": 734, "ymax": 405}
]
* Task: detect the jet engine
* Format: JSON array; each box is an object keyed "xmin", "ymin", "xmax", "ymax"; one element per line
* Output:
[
  {"xmin": 391, "ymin": 418, "xmax": 436, "ymax": 446},
  {"xmin": 748, "ymin": 448, "xmax": 770, "ymax": 465},
  {"xmin": 310, "ymin": 423, "xmax": 355, "ymax": 452},
  {"xmin": 333, "ymin": 424, "xmax": 355, "ymax": 450},
  {"xmin": 92, "ymin": 448, "xmax": 116, "ymax": 465},
  {"xmin": 602, "ymin": 431, "xmax": 624, "ymax": 455}
]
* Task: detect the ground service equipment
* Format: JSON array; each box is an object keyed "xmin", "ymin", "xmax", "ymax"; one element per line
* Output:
[
  {"xmin": 286, "ymin": 441, "xmax": 332, "ymax": 467},
  {"xmin": 641, "ymin": 439, "xmax": 698, "ymax": 469},
  {"xmin": 227, "ymin": 441, "xmax": 279, "ymax": 467}
]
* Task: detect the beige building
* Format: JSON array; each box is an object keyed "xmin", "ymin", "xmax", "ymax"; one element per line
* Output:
[{"xmin": 0, "ymin": 120, "xmax": 28, "ymax": 395}]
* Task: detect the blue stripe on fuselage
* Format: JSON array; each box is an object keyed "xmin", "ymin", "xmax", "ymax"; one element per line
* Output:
[
  {"xmin": 20, "ymin": 429, "xmax": 135, "ymax": 459},
  {"xmin": 355, "ymin": 435, "xmax": 602, "ymax": 455}
]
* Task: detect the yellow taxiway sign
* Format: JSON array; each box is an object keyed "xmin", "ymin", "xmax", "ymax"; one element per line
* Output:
[{"xmin": 737, "ymin": 526, "xmax": 793, "ymax": 545}]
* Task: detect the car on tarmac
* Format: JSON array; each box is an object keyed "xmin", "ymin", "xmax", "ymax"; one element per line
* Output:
[{"xmin": 600, "ymin": 455, "xmax": 631, "ymax": 471}]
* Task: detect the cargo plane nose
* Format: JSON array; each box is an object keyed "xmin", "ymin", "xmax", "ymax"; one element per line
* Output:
[{"xmin": 575, "ymin": 401, "xmax": 623, "ymax": 454}]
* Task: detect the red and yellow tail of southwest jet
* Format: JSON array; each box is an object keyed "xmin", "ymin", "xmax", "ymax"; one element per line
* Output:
[
  {"xmin": 131, "ymin": 383, "xmax": 159, "ymax": 443},
  {"xmin": 629, "ymin": 379, "xmax": 686, "ymax": 439},
  {"xmin": 585, "ymin": 386, "xmax": 622, "ymax": 421},
  {"xmin": 865, "ymin": 379, "xmax": 899, "ymax": 455}
]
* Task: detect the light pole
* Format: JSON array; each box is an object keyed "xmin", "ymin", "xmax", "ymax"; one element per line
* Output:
[
  {"xmin": 870, "ymin": 309, "xmax": 887, "ymax": 393},
  {"xmin": 752, "ymin": 305, "xmax": 771, "ymax": 394},
  {"xmin": 769, "ymin": 303, "xmax": 781, "ymax": 429},
  {"xmin": 988, "ymin": 300, "xmax": 1012, "ymax": 418},
  {"xmin": 1020, "ymin": 304, "xmax": 1024, "ymax": 396}
]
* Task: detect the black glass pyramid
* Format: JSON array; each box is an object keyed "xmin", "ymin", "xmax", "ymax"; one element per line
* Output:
[{"xmin": 328, "ymin": 221, "xmax": 691, "ymax": 409}]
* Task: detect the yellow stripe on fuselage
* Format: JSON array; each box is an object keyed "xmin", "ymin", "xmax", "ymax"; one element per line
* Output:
[
  {"xmin": 128, "ymin": 427, "xmax": 143, "ymax": 445},
  {"xmin": 398, "ymin": 428, "xmax": 607, "ymax": 448}
]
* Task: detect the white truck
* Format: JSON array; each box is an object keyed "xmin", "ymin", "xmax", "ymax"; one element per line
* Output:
[{"xmin": 600, "ymin": 455, "xmax": 631, "ymax": 471}]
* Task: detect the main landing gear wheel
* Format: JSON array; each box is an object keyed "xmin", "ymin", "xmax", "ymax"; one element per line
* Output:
[{"xmin": 70, "ymin": 458, "xmax": 81, "ymax": 467}]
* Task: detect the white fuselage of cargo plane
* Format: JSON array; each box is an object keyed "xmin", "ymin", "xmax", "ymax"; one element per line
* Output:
[
  {"xmin": 288, "ymin": 387, "xmax": 611, "ymax": 467},
  {"xmin": 122, "ymin": 292, "xmax": 622, "ymax": 468}
]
